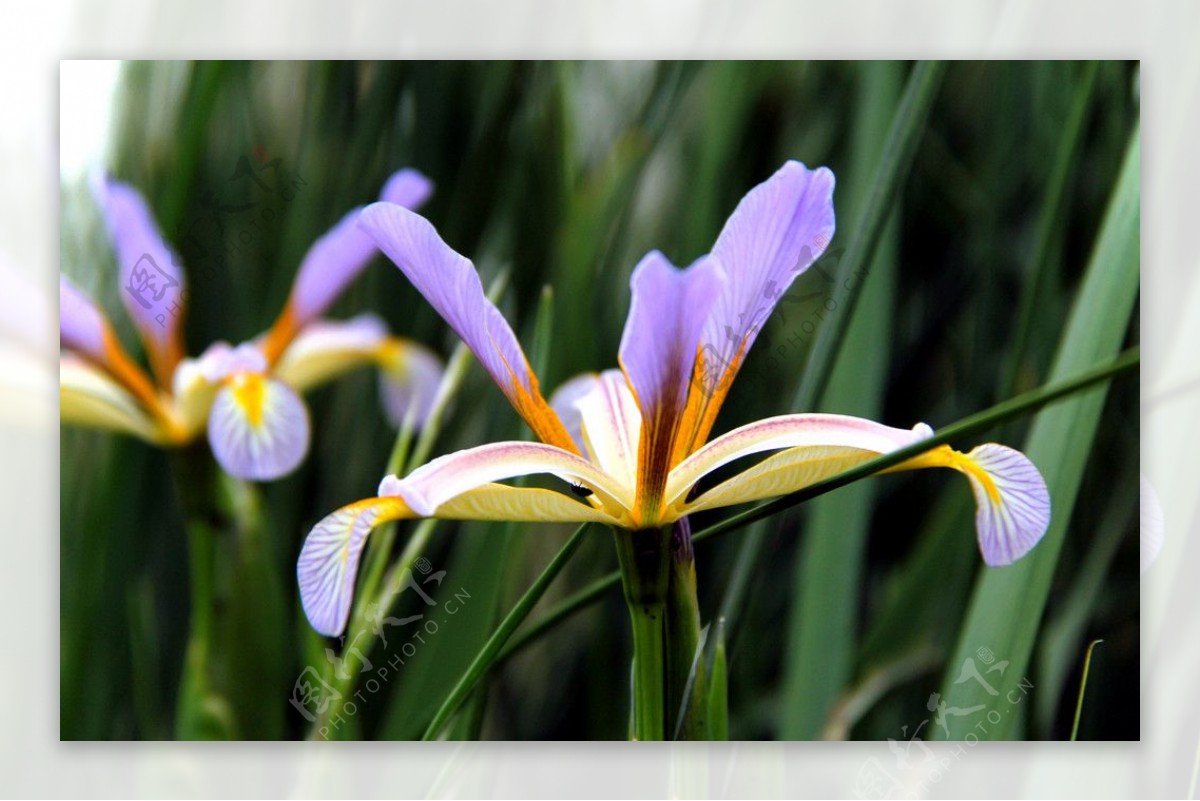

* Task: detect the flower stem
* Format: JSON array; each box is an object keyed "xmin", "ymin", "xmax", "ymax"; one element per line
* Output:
[{"xmin": 613, "ymin": 527, "xmax": 671, "ymax": 741}]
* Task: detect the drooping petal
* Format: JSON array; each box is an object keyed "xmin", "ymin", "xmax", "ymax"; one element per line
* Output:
[
  {"xmin": 549, "ymin": 372, "xmax": 601, "ymax": 454},
  {"xmin": 91, "ymin": 174, "xmax": 186, "ymax": 383},
  {"xmin": 59, "ymin": 275, "xmax": 108, "ymax": 363},
  {"xmin": 940, "ymin": 443, "xmax": 1051, "ymax": 566},
  {"xmin": 298, "ymin": 497, "xmax": 412, "ymax": 637},
  {"xmin": 667, "ymin": 413, "xmax": 930, "ymax": 511},
  {"xmin": 574, "ymin": 369, "xmax": 642, "ymax": 500},
  {"xmin": 382, "ymin": 439, "xmax": 632, "ymax": 521},
  {"xmin": 298, "ymin": 485, "xmax": 615, "ymax": 636},
  {"xmin": 59, "ymin": 354, "xmax": 167, "ymax": 443},
  {"xmin": 263, "ymin": 169, "xmax": 434, "ymax": 360},
  {"xmin": 358, "ymin": 202, "xmax": 577, "ymax": 452},
  {"xmin": 272, "ymin": 314, "xmax": 390, "ymax": 391},
  {"xmin": 618, "ymin": 251, "xmax": 724, "ymax": 517},
  {"xmin": 674, "ymin": 162, "xmax": 837, "ymax": 459},
  {"xmin": 207, "ymin": 372, "xmax": 310, "ymax": 480}
]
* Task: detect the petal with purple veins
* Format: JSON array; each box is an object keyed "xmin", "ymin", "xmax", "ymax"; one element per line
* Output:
[{"xmin": 207, "ymin": 373, "xmax": 310, "ymax": 480}]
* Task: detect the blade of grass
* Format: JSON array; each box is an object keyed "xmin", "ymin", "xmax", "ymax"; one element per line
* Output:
[
  {"xmin": 933, "ymin": 125, "xmax": 1140, "ymax": 740},
  {"xmin": 781, "ymin": 59, "xmax": 901, "ymax": 740},
  {"xmin": 999, "ymin": 61, "xmax": 1100, "ymax": 401},
  {"xmin": 1070, "ymin": 639, "xmax": 1104, "ymax": 740}
]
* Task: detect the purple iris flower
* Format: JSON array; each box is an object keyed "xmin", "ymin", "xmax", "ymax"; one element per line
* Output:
[
  {"xmin": 60, "ymin": 168, "xmax": 443, "ymax": 481},
  {"xmin": 297, "ymin": 161, "xmax": 1051, "ymax": 637}
]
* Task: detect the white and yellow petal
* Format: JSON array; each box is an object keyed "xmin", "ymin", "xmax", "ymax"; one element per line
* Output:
[
  {"xmin": 60, "ymin": 354, "xmax": 168, "ymax": 443},
  {"xmin": 384, "ymin": 439, "xmax": 632, "ymax": 521},
  {"xmin": 666, "ymin": 413, "xmax": 931, "ymax": 511},
  {"xmin": 666, "ymin": 413, "xmax": 1050, "ymax": 566}
]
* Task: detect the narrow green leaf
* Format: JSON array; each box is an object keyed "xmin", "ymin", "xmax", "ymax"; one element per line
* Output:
[
  {"xmin": 708, "ymin": 619, "xmax": 729, "ymax": 741},
  {"xmin": 781, "ymin": 59, "xmax": 901, "ymax": 740},
  {"xmin": 933, "ymin": 126, "xmax": 1140, "ymax": 740}
]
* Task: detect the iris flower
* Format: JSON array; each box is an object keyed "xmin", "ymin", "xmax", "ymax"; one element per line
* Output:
[
  {"xmin": 60, "ymin": 169, "xmax": 444, "ymax": 480},
  {"xmin": 297, "ymin": 161, "xmax": 1051, "ymax": 644}
]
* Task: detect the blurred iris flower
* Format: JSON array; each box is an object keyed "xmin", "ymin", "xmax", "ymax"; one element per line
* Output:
[
  {"xmin": 60, "ymin": 169, "xmax": 444, "ymax": 481},
  {"xmin": 298, "ymin": 161, "xmax": 1051, "ymax": 637}
]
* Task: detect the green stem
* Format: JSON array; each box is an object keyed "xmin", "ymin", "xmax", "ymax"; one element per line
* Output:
[
  {"xmin": 168, "ymin": 445, "xmax": 235, "ymax": 739},
  {"xmin": 666, "ymin": 525, "xmax": 707, "ymax": 740},
  {"xmin": 613, "ymin": 527, "xmax": 671, "ymax": 741}
]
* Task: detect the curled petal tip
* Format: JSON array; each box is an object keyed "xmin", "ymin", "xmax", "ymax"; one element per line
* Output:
[
  {"xmin": 964, "ymin": 444, "xmax": 1051, "ymax": 566},
  {"xmin": 381, "ymin": 168, "xmax": 434, "ymax": 210},
  {"xmin": 377, "ymin": 474, "xmax": 403, "ymax": 496}
]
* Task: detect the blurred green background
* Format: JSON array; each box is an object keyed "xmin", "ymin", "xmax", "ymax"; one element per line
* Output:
[{"xmin": 59, "ymin": 60, "xmax": 1139, "ymax": 740}]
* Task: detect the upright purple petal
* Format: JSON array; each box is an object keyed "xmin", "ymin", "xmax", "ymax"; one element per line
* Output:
[
  {"xmin": 358, "ymin": 202, "xmax": 577, "ymax": 452},
  {"xmin": 705, "ymin": 161, "xmax": 835, "ymax": 372},
  {"xmin": 59, "ymin": 275, "xmax": 109, "ymax": 363},
  {"xmin": 91, "ymin": 174, "xmax": 187, "ymax": 365},
  {"xmin": 618, "ymin": 251, "xmax": 724, "ymax": 515},
  {"xmin": 283, "ymin": 168, "xmax": 434, "ymax": 333},
  {"xmin": 207, "ymin": 372, "xmax": 310, "ymax": 480}
]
